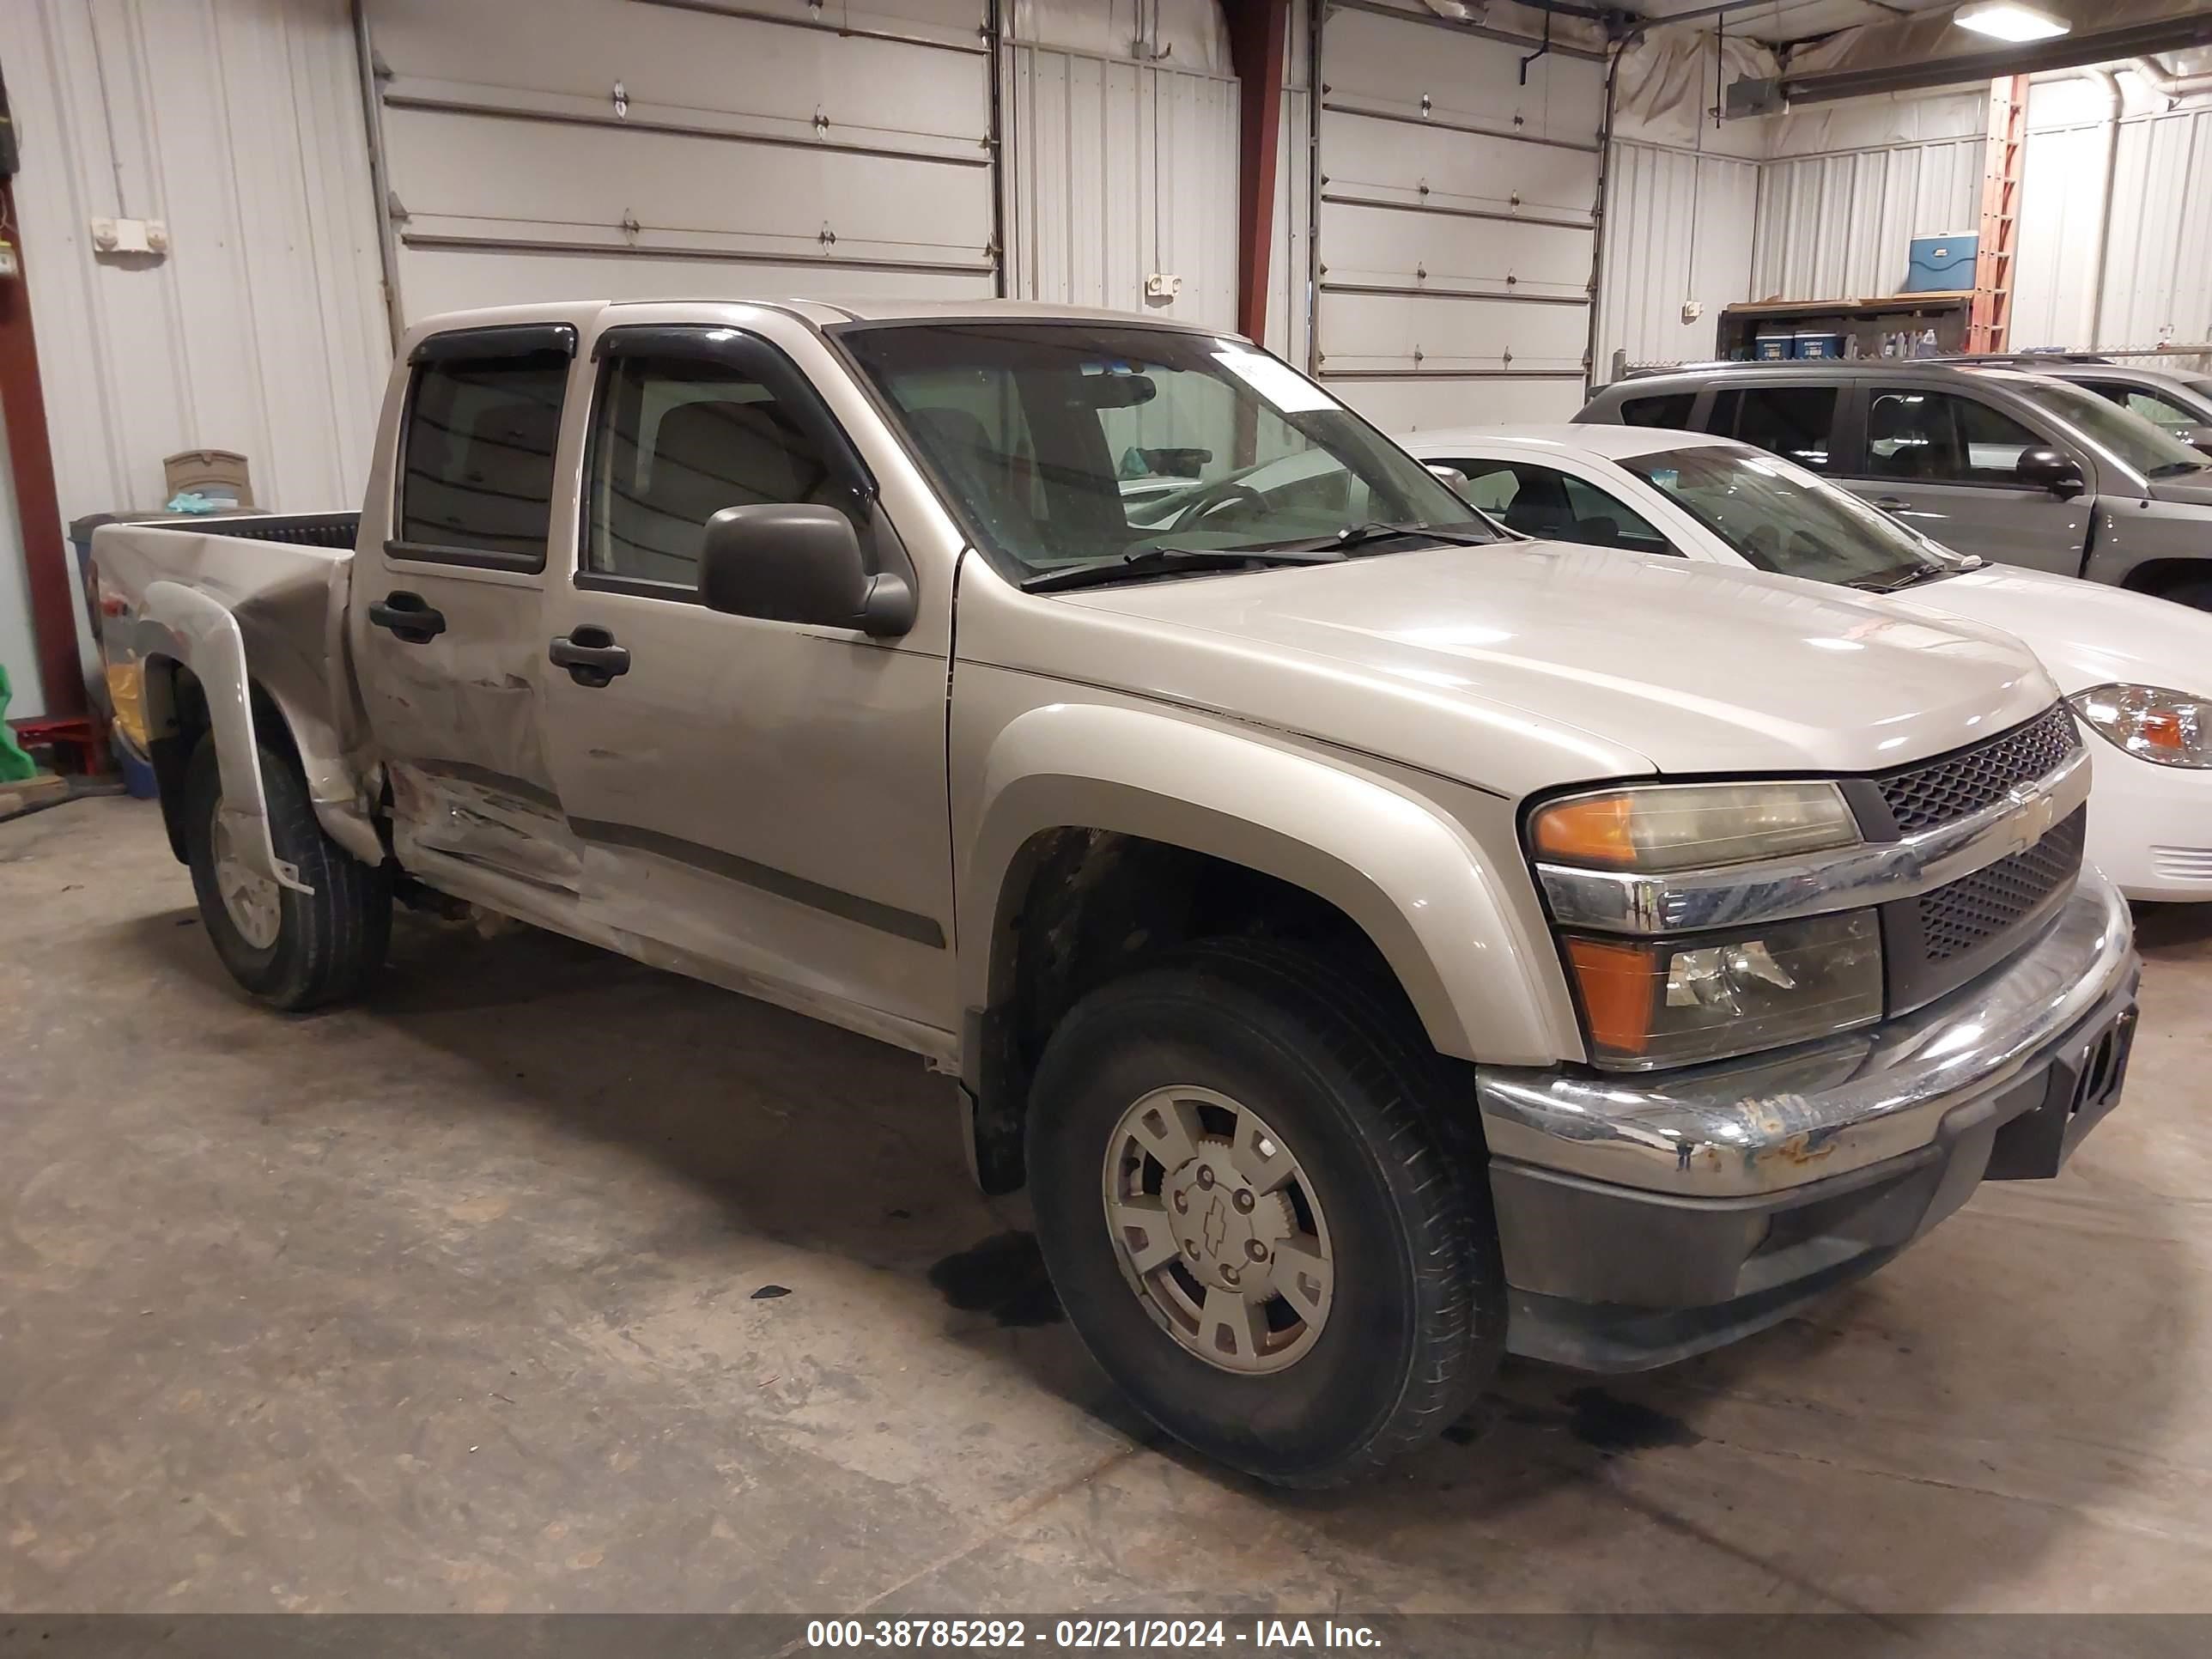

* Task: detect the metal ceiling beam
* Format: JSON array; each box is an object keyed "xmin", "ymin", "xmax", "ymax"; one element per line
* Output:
[{"xmin": 1739, "ymin": 13, "xmax": 2212, "ymax": 107}]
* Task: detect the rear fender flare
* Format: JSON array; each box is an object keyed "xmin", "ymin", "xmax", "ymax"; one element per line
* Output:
[{"xmin": 127, "ymin": 582, "xmax": 313, "ymax": 896}]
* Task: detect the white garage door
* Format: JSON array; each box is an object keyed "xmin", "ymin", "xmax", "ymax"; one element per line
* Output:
[
  {"xmin": 1314, "ymin": 1, "xmax": 1604, "ymax": 429},
  {"xmin": 363, "ymin": 0, "xmax": 999, "ymax": 321}
]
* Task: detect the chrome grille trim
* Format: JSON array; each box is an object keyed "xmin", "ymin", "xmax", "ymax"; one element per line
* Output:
[{"xmin": 1536, "ymin": 743, "xmax": 2091, "ymax": 936}]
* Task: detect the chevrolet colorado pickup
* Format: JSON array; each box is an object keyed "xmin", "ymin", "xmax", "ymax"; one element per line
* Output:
[{"xmin": 92, "ymin": 300, "xmax": 2141, "ymax": 1486}]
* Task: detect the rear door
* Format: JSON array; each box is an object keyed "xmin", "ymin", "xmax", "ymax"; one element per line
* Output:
[
  {"xmin": 1835, "ymin": 383, "xmax": 2093, "ymax": 575},
  {"xmin": 351, "ymin": 320, "xmax": 583, "ymax": 893}
]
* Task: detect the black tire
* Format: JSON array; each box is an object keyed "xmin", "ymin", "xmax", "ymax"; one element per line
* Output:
[
  {"xmin": 1026, "ymin": 938, "xmax": 1504, "ymax": 1487},
  {"xmin": 2155, "ymin": 576, "xmax": 2212, "ymax": 612},
  {"xmin": 184, "ymin": 734, "xmax": 392, "ymax": 1011}
]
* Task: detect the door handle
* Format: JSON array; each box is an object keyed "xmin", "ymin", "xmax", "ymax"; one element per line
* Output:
[
  {"xmin": 367, "ymin": 592, "xmax": 447, "ymax": 643},
  {"xmin": 549, "ymin": 626, "xmax": 631, "ymax": 689}
]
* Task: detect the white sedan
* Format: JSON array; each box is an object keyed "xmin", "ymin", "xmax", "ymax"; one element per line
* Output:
[{"xmin": 1398, "ymin": 423, "xmax": 2212, "ymax": 902}]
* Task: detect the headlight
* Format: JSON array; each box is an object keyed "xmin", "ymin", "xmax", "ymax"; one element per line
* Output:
[
  {"xmin": 1530, "ymin": 781, "xmax": 1860, "ymax": 872},
  {"xmin": 1562, "ymin": 911, "xmax": 1885, "ymax": 1070},
  {"xmin": 2068, "ymin": 684, "xmax": 2212, "ymax": 769},
  {"xmin": 1532, "ymin": 781, "xmax": 1878, "ymax": 1070}
]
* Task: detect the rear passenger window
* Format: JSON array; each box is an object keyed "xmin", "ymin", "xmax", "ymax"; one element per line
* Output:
[
  {"xmin": 586, "ymin": 351, "xmax": 844, "ymax": 588},
  {"xmin": 1723, "ymin": 386, "xmax": 1836, "ymax": 471},
  {"xmin": 398, "ymin": 341, "xmax": 570, "ymax": 567},
  {"xmin": 1619, "ymin": 393, "xmax": 1695, "ymax": 428}
]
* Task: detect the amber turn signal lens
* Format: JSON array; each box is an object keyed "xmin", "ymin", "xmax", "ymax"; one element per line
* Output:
[
  {"xmin": 1532, "ymin": 794, "xmax": 1640, "ymax": 867},
  {"xmin": 1563, "ymin": 936, "xmax": 1659, "ymax": 1058}
]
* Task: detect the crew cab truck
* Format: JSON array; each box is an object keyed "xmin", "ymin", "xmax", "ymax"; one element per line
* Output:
[{"xmin": 93, "ymin": 300, "xmax": 2141, "ymax": 1487}]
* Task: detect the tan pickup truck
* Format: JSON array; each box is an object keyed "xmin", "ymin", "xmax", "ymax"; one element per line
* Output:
[{"xmin": 92, "ymin": 299, "xmax": 2140, "ymax": 1486}]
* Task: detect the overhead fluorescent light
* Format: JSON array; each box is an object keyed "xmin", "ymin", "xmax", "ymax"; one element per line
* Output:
[{"xmin": 1952, "ymin": 1, "xmax": 2073, "ymax": 42}]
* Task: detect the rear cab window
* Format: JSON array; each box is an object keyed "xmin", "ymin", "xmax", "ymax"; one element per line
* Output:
[{"xmin": 396, "ymin": 325, "xmax": 575, "ymax": 569}]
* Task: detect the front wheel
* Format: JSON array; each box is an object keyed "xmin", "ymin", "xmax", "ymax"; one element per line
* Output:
[
  {"xmin": 184, "ymin": 735, "xmax": 392, "ymax": 1010},
  {"xmin": 1026, "ymin": 939, "xmax": 1504, "ymax": 1487}
]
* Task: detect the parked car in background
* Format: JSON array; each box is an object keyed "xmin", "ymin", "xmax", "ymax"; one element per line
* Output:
[
  {"xmin": 1576, "ymin": 362, "xmax": 2212, "ymax": 609},
  {"xmin": 1940, "ymin": 355, "xmax": 2212, "ymax": 455},
  {"xmin": 1401, "ymin": 422, "xmax": 2212, "ymax": 901},
  {"xmin": 88, "ymin": 300, "xmax": 2139, "ymax": 1486}
]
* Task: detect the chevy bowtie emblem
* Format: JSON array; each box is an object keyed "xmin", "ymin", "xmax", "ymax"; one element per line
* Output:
[{"xmin": 2002, "ymin": 787, "xmax": 2056, "ymax": 855}]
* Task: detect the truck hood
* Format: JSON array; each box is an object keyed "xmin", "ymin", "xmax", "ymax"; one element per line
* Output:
[
  {"xmin": 1889, "ymin": 562, "xmax": 2212, "ymax": 699},
  {"xmin": 2148, "ymin": 474, "xmax": 2212, "ymax": 508},
  {"xmin": 1055, "ymin": 541, "xmax": 2057, "ymax": 792}
]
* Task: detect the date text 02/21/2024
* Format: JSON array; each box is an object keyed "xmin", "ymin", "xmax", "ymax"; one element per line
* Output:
[{"xmin": 804, "ymin": 1619, "xmax": 1384, "ymax": 1649}]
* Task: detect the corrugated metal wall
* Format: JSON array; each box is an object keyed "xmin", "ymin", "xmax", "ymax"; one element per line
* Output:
[
  {"xmin": 365, "ymin": 0, "xmax": 999, "ymax": 317},
  {"xmin": 1595, "ymin": 140, "xmax": 1759, "ymax": 373},
  {"xmin": 1312, "ymin": 2, "xmax": 1607, "ymax": 431},
  {"xmin": 1002, "ymin": 46, "xmax": 1240, "ymax": 327},
  {"xmin": 1750, "ymin": 137, "xmax": 1983, "ymax": 304},
  {"xmin": 0, "ymin": 0, "xmax": 391, "ymax": 719},
  {"xmin": 2014, "ymin": 104, "xmax": 2212, "ymax": 352}
]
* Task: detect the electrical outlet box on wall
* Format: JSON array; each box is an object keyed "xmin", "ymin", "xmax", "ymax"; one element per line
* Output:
[{"xmin": 1144, "ymin": 272, "xmax": 1182, "ymax": 304}]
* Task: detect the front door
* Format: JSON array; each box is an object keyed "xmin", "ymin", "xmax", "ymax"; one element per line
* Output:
[
  {"xmin": 351, "ymin": 322, "xmax": 580, "ymax": 892},
  {"xmin": 537, "ymin": 323, "xmax": 957, "ymax": 1038},
  {"xmin": 1839, "ymin": 385, "xmax": 2093, "ymax": 575}
]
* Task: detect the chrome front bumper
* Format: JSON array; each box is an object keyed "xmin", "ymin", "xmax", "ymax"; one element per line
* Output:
[
  {"xmin": 1476, "ymin": 866, "xmax": 2137, "ymax": 1200},
  {"xmin": 1478, "ymin": 867, "xmax": 2140, "ymax": 1371}
]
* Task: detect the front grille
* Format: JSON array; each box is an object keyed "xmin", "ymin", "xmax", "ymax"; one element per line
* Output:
[
  {"xmin": 1916, "ymin": 808, "xmax": 2087, "ymax": 963},
  {"xmin": 1876, "ymin": 703, "xmax": 2081, "ymax": 835}
]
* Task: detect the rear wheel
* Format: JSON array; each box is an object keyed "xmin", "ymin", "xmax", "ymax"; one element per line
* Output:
[
  {"xmin": 184, "ymin": 735, "xmax": 392, "ymax": 1010},
  {"xmin": 1027, "ymin": 939, "xmax": 1504, "ymax": 1487}
]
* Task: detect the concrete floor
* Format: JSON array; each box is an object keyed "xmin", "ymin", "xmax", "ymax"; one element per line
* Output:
[{"xmin": 6, "ymin": 794, "xmax": 2212, "ymax": 1615}]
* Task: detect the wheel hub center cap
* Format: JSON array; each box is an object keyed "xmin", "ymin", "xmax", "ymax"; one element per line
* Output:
[{"xmin": 1164, "ymin": 1145, "xmax": 1290, "ymax": 1294}]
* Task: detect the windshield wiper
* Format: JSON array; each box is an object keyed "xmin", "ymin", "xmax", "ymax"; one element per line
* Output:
[
  {"xmin": 1020, "ymin": 544, "xmax": 1346, "ymax": 593},
  {"xmin": 2149, "ymin": 459, "xmax": 2209, "ymax": 480},
  {"xmin": 1851, "ymin": 562, "xmax": 1954, "ymax": 593},
  {"xmin": 1278, "ymin": 520, "xmax": 1495, "ymax": 554}
]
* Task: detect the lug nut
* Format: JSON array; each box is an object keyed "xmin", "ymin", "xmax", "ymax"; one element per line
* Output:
[
  {"xmin": 1172, "ymin": 1191, "xmax": 1188, "ymax": 1214},
  {"xmin": 1232, "ymin": 1189, "xmax": 1255, "ymax": 1212},
  {"xmin": 1220, "ymin": 1266, "xmax": 1240, "ymax": 1286},
  {"xmin": 1196, "ymin": 1165, "xmax": 1215, "ymax": 1189},
  {"xmin": 1183, "ymin": 1241, "xmax": 1199, "ymax": 1257},
  {"xmin": 1246, "ymin": 1238, "xmax": 1268, "ymax": 1261}
]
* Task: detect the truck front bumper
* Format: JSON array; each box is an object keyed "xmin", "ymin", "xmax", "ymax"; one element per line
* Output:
[{"xmin": 1475, "ymin": 869, "xmax": 2140, "ymax": 1372}]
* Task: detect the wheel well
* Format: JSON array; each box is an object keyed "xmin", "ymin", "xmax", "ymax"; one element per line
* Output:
[
  {"xmin": 141, "ymin": 657, "xmax": 301, "ymax": 864},
  {"xmin": 2118, "ymin": 559, "xmax": 2212, "ymax": 601},
  {"xmin": 966, "ymin": 829, "xmax": 1419, "ymax": 1194}
]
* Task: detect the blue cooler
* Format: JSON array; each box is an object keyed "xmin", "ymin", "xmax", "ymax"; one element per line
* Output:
[
  {"xmin": 1905, "ymin": 233, "xmax": 1978, "ymax": 293},
  {"xmin": 1794, "ymin": 331, "xmax": 1843, "ymax": 359},
  {"xmin": 1753, "ymin": 331, "xmax": 1795, "ymax": 361}
]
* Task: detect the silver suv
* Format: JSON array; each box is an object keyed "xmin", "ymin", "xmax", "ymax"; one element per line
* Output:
[
  {"xmin": 1577, "ymin": 362, "xmax": 2212, "ymax": 609},
  {"xmin": 1948, "ymin": 355, "xmax": 2212, "ymax": 454}
]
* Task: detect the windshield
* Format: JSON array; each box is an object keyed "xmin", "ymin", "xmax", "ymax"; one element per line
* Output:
[
  {"xmin": 1623, "ymin": 445, "xmax": 1955, "ymax": 588},
  {"xmin": 2002, "ymin": 374, "xmax": 2209, "ymax": 479},
  {"xmin": 836, "ymin": 322, "xmax": 1490, "ymax": 583}
]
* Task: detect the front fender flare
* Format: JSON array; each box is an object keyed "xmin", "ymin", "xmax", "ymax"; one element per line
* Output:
[
  {"xmin": 129, "ymin": 582, "xmax": 313, "ymax": 896},
  {"xmin": 961, "ymin": 703, "xmax": 1569, "ymax": 1066}
]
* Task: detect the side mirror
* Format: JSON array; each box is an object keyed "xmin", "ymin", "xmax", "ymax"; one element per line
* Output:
[
  {"xmin": 2179, "ymin": 424, "xmax": 2212, "ymax": 460},
  {"xmin": 697, "ymin": 504, "xmax": 915, "ymax": 638},
  {"xmin": 1425, "ymin": 463, "xmax": 1472, "ymax": 497},
  {"xmin": 2015, "ymin": 448, "xmax": 2085, "ymax": 498}
]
